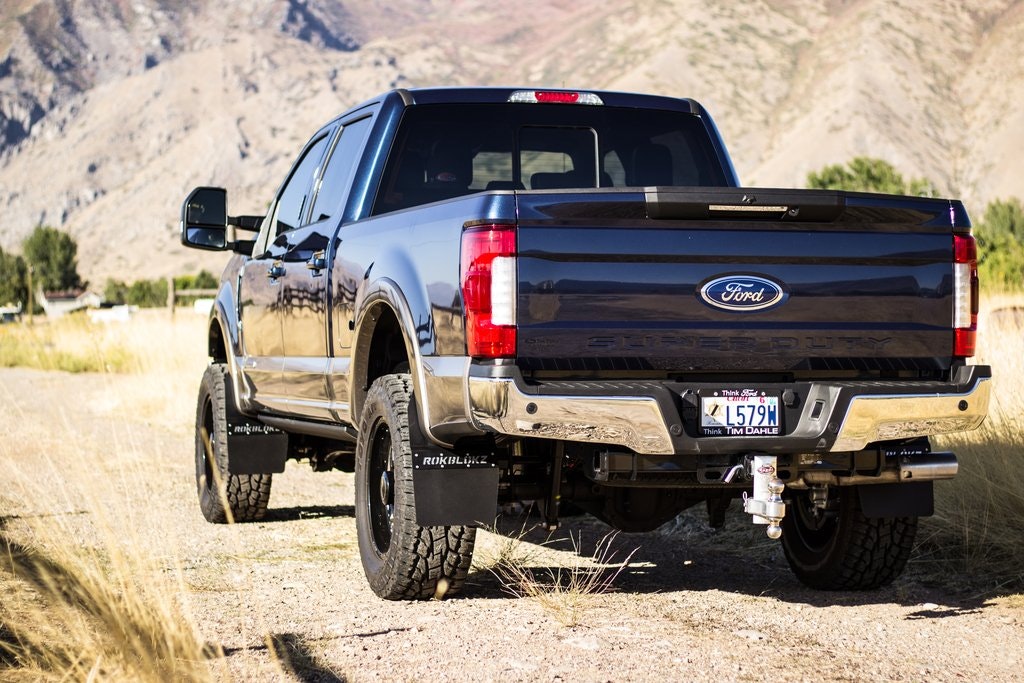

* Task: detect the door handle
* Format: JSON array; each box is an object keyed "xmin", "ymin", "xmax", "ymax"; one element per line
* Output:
[
  {"xmin": 306, "ymin": 250, "xmax": 327, "ymax": 275},
  {"xmin": 267, "ymin": 261, "xmax": 285, "ymax": 279}
]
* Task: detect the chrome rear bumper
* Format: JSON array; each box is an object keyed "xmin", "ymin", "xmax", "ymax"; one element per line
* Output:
[
  {"xmin": 467, "ymin": 366, "xmax": 991, "ymax": 455},
  {"xmin": 831, "ymin": 381, "xmax": 990, "ymax": 451}
]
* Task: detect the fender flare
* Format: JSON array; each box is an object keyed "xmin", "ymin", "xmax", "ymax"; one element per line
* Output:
[
  {"xmin": 208, "ymin": 278, "xmax": 253, "ymax": 415},
  {"xmin": 350, "ymin": 278, "xmax": 452, "ymax": 447}
]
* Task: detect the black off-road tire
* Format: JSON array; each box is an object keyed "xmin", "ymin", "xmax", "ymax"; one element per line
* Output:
[
  {"xmin": 355, "ymin": 374, "xmax": 476, "ymax": 600},
  {"xmin": 195, "ymin": 364, "xmax": 272, "ymax": 523},
  {"xmin": 781, "ymin": 485, "xmax": 917, "ymax": 590}
]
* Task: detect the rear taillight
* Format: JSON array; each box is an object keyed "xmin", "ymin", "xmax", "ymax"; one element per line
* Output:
[
  {"xmin": 953, "ymin": 234, "xmax": 978, "ymax": 357},
  {"xmin": 460, "ymin": 225, "xmax": 517, "ymax": 358}
]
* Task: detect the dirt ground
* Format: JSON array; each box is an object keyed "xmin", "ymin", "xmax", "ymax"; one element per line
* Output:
[{"xmin": 1, "ymin": 367, "xmax": 1022, "ymax": 682}]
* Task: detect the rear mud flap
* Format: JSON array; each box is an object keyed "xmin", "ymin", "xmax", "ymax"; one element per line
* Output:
[
  {"xmin": 859, "ymin": 481, "xmax": 934, "ymax": 517},
  {"xmin": 408, "ymin": 396, "xmax": 498, "ymax": 526},
  {"xmin": 224, "ymin": 393, "xmax": 288, "ymax": 474},
  {"xmin": 412, "ymin": 458, "xmax": 500, "ymax": 526}
]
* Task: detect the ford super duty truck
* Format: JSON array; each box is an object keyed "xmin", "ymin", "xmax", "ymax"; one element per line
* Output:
[{"xmin": 180, "ymin": 87, "xmax": 990, "ymax": 600}]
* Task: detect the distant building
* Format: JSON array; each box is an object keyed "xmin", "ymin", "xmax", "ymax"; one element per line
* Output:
[{"xmin": 38, "ymin": 289, "xmax": 103, "ymax": 318}]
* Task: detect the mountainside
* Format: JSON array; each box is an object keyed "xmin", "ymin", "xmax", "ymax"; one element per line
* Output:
[{"xmin": 0, "ymin": 0, "xmax": 1022, "ymax": 283}]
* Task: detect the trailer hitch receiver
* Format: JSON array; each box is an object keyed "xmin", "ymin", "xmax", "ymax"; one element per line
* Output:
[{"xmin": 742, "ymin": 454, "xmax": 786, "ymax": 539}]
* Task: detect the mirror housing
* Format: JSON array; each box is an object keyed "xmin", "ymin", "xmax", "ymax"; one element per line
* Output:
[
  {"xmin": 180, "ymin": 187, "xmax": 264, "ymax": 254},
  {"xmin": 181, "ymin": 186, "xmax": 228, "ymax": 250}
]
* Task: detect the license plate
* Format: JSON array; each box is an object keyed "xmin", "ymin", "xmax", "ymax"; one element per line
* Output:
[{"xmin": 700, "ymin": 390, "xmax": 780, "ymax": 437}]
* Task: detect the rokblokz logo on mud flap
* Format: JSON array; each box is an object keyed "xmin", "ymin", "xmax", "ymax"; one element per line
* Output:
[{"xmin": 416, "ymin": 453, "xmax": 493, "ymax": 468}]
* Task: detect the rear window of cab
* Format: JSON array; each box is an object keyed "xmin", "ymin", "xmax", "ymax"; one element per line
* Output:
[{"xmin": 372, "ymin": 103, "xmax": 728, "ymax": 214}]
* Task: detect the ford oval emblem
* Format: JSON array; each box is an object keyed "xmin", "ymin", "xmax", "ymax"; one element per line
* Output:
[{"xmin": 698, "ymin": 274, "xmax": 787, "ymax": 313}]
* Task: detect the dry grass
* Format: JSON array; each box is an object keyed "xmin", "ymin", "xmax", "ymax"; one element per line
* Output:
[
  {"xmin": 480, "ymin": 525, "xmax": 637, "ymax": 627},
  {"xmin": 925, "ymin": 296, "xmax": 1024, "ymax": 585},
  {"xmin": 0, "ymin": 310, "xmax": 219, "ymax": 681},
  {"xmin": 995, "ymin": 594, "xmax": 1024, "ymax": 610},
  {"xmin": 0, "ymin": 436, "xmax": 218, "ymax": 682},
  {"xmin": 0, "ymin": 521, "xmax": 216, "ymax": 681},
  {"xmin": 0, "ymin": 314, "xmax": 210, "ymax": 431},
  {"xmin": 0, "ymin": 315, "xmax": 137, "ymax": 373},
  {"xmin": 0, "ymin": 310, "xmax": 209, "ymax": 430}
]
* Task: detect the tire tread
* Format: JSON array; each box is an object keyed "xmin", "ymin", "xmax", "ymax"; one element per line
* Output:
[
  {"xmin": 356, "ymin": 374, "xmax": 476, "ymax": 600},
  {"xmin": 782, "ymin": 486, "xmax": 917, "ymax": 591},
  {"xmin": 195, "ymin": 364, "xmax": 272, "ymax": 524}
]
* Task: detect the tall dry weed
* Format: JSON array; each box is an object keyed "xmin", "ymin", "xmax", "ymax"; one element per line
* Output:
[
  {"xmin": 480, "ymin": 525, "xmax": 637, "ymax": 627},
  {"xmin": 0, "ymin": 455, "xmax": 219, "ymax": 681},
  {"xmin": 0, "ymin": 310, "xmax": 219, "ymax": 681},
  {"xmin": 0, "ymin": 522, "xmax": 216, "ymax": 681},
  {"xmin": 927, "ymin": 297, "xmax": 1024, "ymax": 584}
]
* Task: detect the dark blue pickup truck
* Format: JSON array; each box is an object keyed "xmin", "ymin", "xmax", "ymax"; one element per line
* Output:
[{"xmin": 181, "ymin": 87, "xmax": 990, "ymax": 599}]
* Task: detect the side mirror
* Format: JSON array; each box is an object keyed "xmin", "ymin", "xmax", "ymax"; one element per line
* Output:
[{"xmin": 181, "ymin": 187, "xmax": 228, "ymax": 250}]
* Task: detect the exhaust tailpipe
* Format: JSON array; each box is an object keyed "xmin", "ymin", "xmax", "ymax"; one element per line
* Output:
[
  {"xmin": 801, "ymin": 451, "xmax": 960, "ymax": 487},
  {"xmin": 899, "ymin": 450, "xmax": 958, "ymax": 481}
]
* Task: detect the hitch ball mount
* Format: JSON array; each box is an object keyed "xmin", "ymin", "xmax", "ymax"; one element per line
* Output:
[{"xmin": 723, "ymin": 454, "xmax": 786, "ymax": 539}]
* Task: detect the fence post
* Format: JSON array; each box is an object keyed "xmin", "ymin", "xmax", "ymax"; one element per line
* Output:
[
  {"xmin": 167, "ymin": 276, "xmax": 176, "ymax": 318},
  {"xmin": 26, "ymin": 265, "xmax": 34, "ymax": 325}
]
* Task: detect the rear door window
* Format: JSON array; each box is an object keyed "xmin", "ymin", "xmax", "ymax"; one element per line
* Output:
[
  {"xmin": 274, "ymin": 134, "xmax": 331, "ymax": 233},
  {"xmin": 310, "ymin": 116, "xmax": 373, "ymax": 223}
]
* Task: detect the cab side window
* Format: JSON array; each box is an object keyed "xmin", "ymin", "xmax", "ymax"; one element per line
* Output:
[
  {"xmin": 310, "ymin": 117, "xmax": 373, "ymax": 223},
  {"xmin": 275, "ymin": 134, "xmax": 331, "ymax": 233}
]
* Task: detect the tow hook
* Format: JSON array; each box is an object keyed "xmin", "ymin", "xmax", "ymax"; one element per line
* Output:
[{"xmin": 725, "ymin": 454, "xmax": 786, "ymax": 539}]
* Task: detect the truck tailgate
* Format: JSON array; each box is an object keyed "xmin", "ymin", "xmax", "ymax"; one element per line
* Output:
[{"xmin": 514, "ymin": 188, "xmax": 961, "ymax": 377}]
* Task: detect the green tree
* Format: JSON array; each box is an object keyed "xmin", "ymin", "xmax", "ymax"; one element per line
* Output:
[
  {"xmin": 978, "ymin": 197, "xmax": 1024, "ymax": 239},
  {"xmin": 807, "ymin": 157, "xmax": 938, "ymax": 197},
  {"xmin": 172, "ymin": 271, "xmax": 218, "ymax": 306},
  {"xmin": 126, "ymin": 278, "xmax": 168, "ymax": 307},
  {"xmin": 103, "ymin": 278, "xmax": 129, "ymax": 305},
  {"xmin": 193, "ymin": 269, "xmax": 218, "ymax": 289},
  {"xmin": 975, "ymin": 197, "xmax": 1024, "ymax": 290},
  {"xmin": 0, "ymin": 247, "xmax": 28, "ymax": 307},
  {"xmin": 173, "ymin": 274, "xmax": 196, "ymax": 291},
  {"xmin": 22, "ymin": 225, "xmax": 84, "ymax": 292}
]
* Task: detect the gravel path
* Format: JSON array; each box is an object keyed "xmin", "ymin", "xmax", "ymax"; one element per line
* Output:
[{"xmin": 1, "ymin": 367, "xmax": 1021, "ymax": 681}]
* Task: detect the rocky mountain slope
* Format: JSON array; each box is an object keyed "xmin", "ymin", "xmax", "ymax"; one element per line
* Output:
[{"xmin": 0, "ymin": 0, "xmax": 1021, "ymax": 283}]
